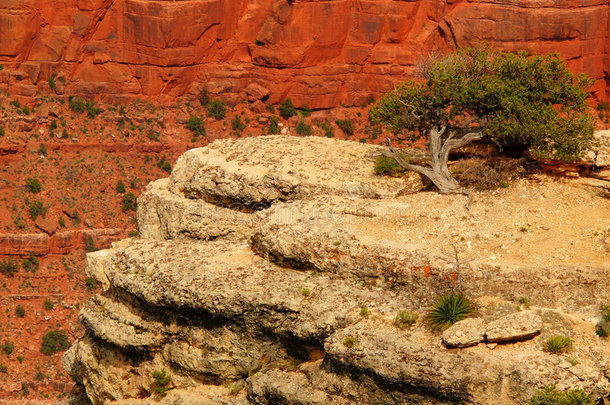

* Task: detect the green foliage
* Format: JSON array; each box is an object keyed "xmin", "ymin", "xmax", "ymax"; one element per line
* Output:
[
  {"xmin": 84, "ymin": 235, "xmax": 97, "ymax": 253},
  {"xmin": 17, "ymin": 105, "xmax": 30, "ymax": 116},
  {"xmin": 48, "ymin": 76, "xmax": 56, "ymax": 91},
  {"xmin": 86, "ymin": 101, "xmax": 101, "ymax": 118},
  {"xmin": 295, "ymin": 120, "xmax": 312, "ymax": 136},
  {"xmin": 22, "ymin": 254, "xmax": 39, "ymax": 273},
  {"xmin": 374, "ymin": 155, "xmax": 407, "ymax": 176},
  {"xmin": 267, "ymin": 116, "xmax": 281, "ymax": 135},
  {"xmin": 0, "ymin": 364, "xmax": 6, "ymax": 374},
  {"xmin": 394, "ymin": 310, "xmax": 419, "ymax": 329},
  {"xmin": 27, "ymin": 200, "xmax": 47, "ymax": 220},
  {"xmin": 156, "ymin": 155, "xmax": 172, "ymax": 173},
  {"xmin": 299, "ymin": 105, "xmax": 312, "ymax": 117},
  {"xmin": 85, "ymin": 277, "xmax": 97, "ymax": 290},
  {"xmin": 279, "ymin": 98, "xmax": 296, "ymax": 119},
  {"xmin": 25, "ymin": 178, "xmax": 42, "ymax": 193},
  {"xmin": 335, "ymin": 119, "xmax": 354, "ymax": 135},
  {"xmin": 320, "ymin": 121, "xmax": 334, "ymax": 138},
  {"xmin": 68, "ymin": 96, "xmax": 86, "ymax": 114},
  {"xmin": 151, "ymin": 369, "xmax": 172, "ymax": 397},
  {"xmin": 427, "ymin": 293, "xmax": 473, "ymax": 331},
  {"xmin": 198, "ymin": 86, "xmax": 210, "ymax": 106},
  {"xmin": 0, "ymin": 259, "xmax": 18, "ymax": 277},
  {"xmin": 116, "ymin": 180, "xmax": 126, "ymax": 194},
  {"xmin": 38, "ymin": 143, "xmax": 48, "ymax": 157},
  {"xmin": 544, "ymin": 335, "xmax": 573, "ymax": 354},
  {"xmin": 206, "ymin": 100, "xmax": 227, "ymax": 120},
  {"xmin": 0, "ymin": 127, "xmax": 5, "ymax": 137},
  {"xmin": 265, "ymin": 104, "xmax": 276, "ymax": 113},
  {"xmin": 50, "ymin": 119, "xmax": 58, "ymax": 131},
  {"xmin": 122, "ymin": 192, "xmax": 137, "ymax": 212},
  {"xmin": 15, "ymin": 305, "xmax": 25, "ymax": 317},
  {"xmin": 43, "ymin": 299, "xmax": 54, "ymax": 310},
  {"xmin": 186, "ymin": 116, "xmax": 206, "ymax": 138},
  {"xmin": 370, "ymin": 46, "xmax": 595, "ymax": 162},
  {"xmin": 595, "ymin": 305, "xmax": 610, "ymax": 338},
  {"xmin": 342, "ymin": 336, "xmax": 356, "ymax": 348},
  {"xmin": 360, "ymin": 306, "xmax": 370, "ymax": 317},
  {"xmin": 2, "ymin": 340, "xmax": 14, "ymax": 355},
  {"xmin": 40, "ymin": 330, "xmax": 70, "ymax": 355},
  {"xmin": 231, "ymin": 115, "xmax": 246, "ymax": 132},
  {"xmin": 528, "ymin": 385, "xmax": 595, "ymax": 405}
]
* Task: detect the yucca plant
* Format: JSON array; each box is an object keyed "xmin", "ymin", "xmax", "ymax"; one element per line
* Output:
[
  {"xmin": 427, "ymin": 293, "xmax": 473, "ymax": 331},
  {"xmin": 543, "ymin": 335, "xmax": 572, "ymax": 354}
]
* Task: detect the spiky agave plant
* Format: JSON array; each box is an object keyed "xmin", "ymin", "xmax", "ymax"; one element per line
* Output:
[{"xmin": 427, "ymin": 293, "xmax": 473, "ymax": 331}]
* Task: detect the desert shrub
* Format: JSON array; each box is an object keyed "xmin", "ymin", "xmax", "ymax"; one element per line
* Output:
[
  {"xmin": 61, "ymin": 129, "xmax": 69, "ymax": 139},
  {"xmin": 40, "ymin": 330, "xmax": 70, "ymax": 355},
  {"xmin": 0, "ymin": 127, "xmax": 5, "ymax": 137},
  {"xmin": 186, "ymin": 115, "xmax": 205, "ymax": 138},
  {"xmin": 279, "ymin": 98, "xmax": 296, "ymax": 119},
  {"xmin": 85, "ymin": 277, "xmax": 97, "ymax": 290},
  {"xmin": 299, "ymin": 105, "xmax": 312, "ymax": 117},
  {"xmin": 528, "ymin": 385, "xmax": 595, "ymax": 405},
  {"xmin": 49, "ymin": 120, "xmax": 58, "ymax": 131},
  {"xmin": 48, "ymin": 76, "xmax": 56, "ymax": 91},
  {"xmin": 151, "ymin": 369, "xmax": 172, "ymax": 397},
  {"xmin": 84, "ymin": 235, "xmax": 97, "ymax": 253},
  {"xmin": 265, "ymin": 104, "xmax": 275, "ymax": 113},
  {"xmin": 43, "ymin": 299, "xmax": 54, "ymax": 310},
  {"xmin": 374, "ymin": 155, "xmax": 407, "ymax": 176},
  {"xmin": 595, "ymin": 305, "xmax": 610, "ymax": 338},
  {"xmin": 452, "ymin": 158, "xmax": 524, "ymax": 190},
  {"xmin": 0, "ymin": 364, "xmax": 6, "ymax": 374},
  {"xmin": 394, "ymin": 310, "xmax": 419, "ymax": 329},
  {"xmin": 198, "ymin": 86, "xmax": 210, "ymax": 106},
  {"xmin": 2, "ymin": 340, "xmax": 14, "ymax": 355},
  {"xmin": 342, "ymin": 336, "xmax": 356, "ymax": 348},
  {"xmin": 27, "ymin": 200, "xmax": 47, "ymax": 219},
  {"xmin": 86, "ymin": 100, "xmax": 100, "ymax": 117},
  {"xmin": 206, "ymin": 100, "xmax": 226, "ymax": 120},
  {"xmin": 231, "ymin": 115, "xmax": 246, "ymax": 133},
  {"xmin": 335, "ymin": 119, "xmax": 354, "ymax": 135},
  {"xmin": 25, "ymin": 178, "xmax": 42, "ymax": 193},
  {"xmin": 22, "ymin": 253, "xmax": 39, "ymax": 272},
  {"xmin": 122, "ymin": 192, "xmax": 137, "ymax": 212},
  {"xmin": 68, "ymin": 96, "xmax": 86, "ymax": 114},
  {"xmin": 320, "ymin": 121, "xmax": 334, "ymax": 138},
  {"xmin": 15, "ymin": 305, "xmax": 25, "ymax": 317},
  {"xmin": 360, "ymin": 306, "xmax": 370, "ymax": 317},
  {"xmin": 295, "ymin": 120, "xmax": 312, "ymax": 136},
  {"xmin": 38, "ymin": 143, "xmax": 48, "ymax": 157},
  {"xmin": 17, "ymin": 106, "xmax": 30, "ymax": 115},
  {"xmin": 0, "ymin": 259, "xmax": 18, "ymax": 277},
  {"xmin": 116, "ymin": 180, "xmax": 126, "ymax": 194},
  {"xmin": 544, "ymin": 335, "xmax": 573, "ymax": 354},
  {"xmin": 267, "ymin": 116, "xmax": 281, "ymax": 135},
  {"xmin": 156, "ymin": 155, "xmax": 172, "ymax": 173},
  {"xmin": 427, "ymin": 293, "xmax": 473, "ymax": 331}
]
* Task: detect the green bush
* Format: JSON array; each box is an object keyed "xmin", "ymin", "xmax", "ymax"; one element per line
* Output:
[
  {"xmin": 116, "ymin": 180, "xmax": 126, "ymax": 194},
  {"xmin": 0, "ymin": 259, "xmax": 18, "ymax": 277},
  {"xmin": 427, "ymin": 293, "xmax": 473, "ymax": 331},
  {"xmin": 151, "ymin": 369, "xmax": 172, "ymax": 397},
  {"xmin": 122, "ymin": 192, "xmax": 137, "ymax": 212},
  {"xmin": 231, "ymin": 115, "xmax": 246, "ymax": 132},
  {"xmin": 206, "ymin": 100, "xmax": 226, "ymax": 120},
  {"xmin": 267, "ymin": 116, "xmax": 281, "ymax": 135},
  {"xmin": 84, "ymin": 235, "xmax": 97, "ymax": 253},
  {"xmin": 374, "ymin": 155, "xmax": 407, "ymax": 176},
  {"xmin": 48, "ymin": 77, "xmax": 56, "ymax": 91},
  {"xmin": 40, "ymin": 330, "xmax": 70, "ymax": 355},
  {"xmin": 543, "ymin": 335, "xmax": 573, "ymax": 354},
  {"xmin": 186, "ymin": 116, "xmax": 206, "ymax": 138},
  {"xmin": 335, "ymin": 119, "xmax": 354, "ymax": 135},
  {"xmin": 279, "ymin": 99, "xmax": 296, "ymax": 119},
  {"xmin": 0, "ymin": 364, "xmax": 6, "ymax": 374},
  {"xmin": 68, "ymin": 96, "xmax": 86, "ymax": 114},
  {"xmin": 27, "ymin": 200, "xmax": 47, "ymax": 220},
  {"xmin": 394, "ymin": 310, "xmax": 419, "ymax": 329},
  {"xmin": 43, "ymin": 299, "xmax": 54, "ymax": 310},
  {"xmin": 0, "ymin": 127, "xmax": 6, "ymax": 137},
  {"xmin": 198, "ymin": 86, "xmax": 210, "ymax": 106},
  {"xmin": 85, "ymin": 277, "xmax": 97, "ymax": 290},
  {"xmin": 528, "ymin": 385, "xmax": 595, "ymax": 405},
  {"xmin": 86, "ymin": 101, "xmax": 101, "ymax": 118},
  {"xmin": 596, "ymin": 305, "xmax": 610, "ymax": 338},
  {"xmin": 25, "ymin": 178, "xmax": 42, "ymax": 193},
  {"xmin": 320, "ymin": 121, "xmax": 334, "ymax": 138},
  {"xmin": 2, "ymin": 340, "xmax": 14, "ymax": 355},
  {"xmin": 342, "ymin": 336, "xmax": 356, "ymax": 348},
  {"xmin": 156, "ymin": 156, "xmax": 172, "ymax": 173},
  {"xmin": 22, "ymin": 254, "xmax": 39, "ymax": 273},
  {"xmin": 295, "ymin": 120, "xmax": 312, "ymax": 136},
  {"xmin": 15, "ymin": 305, "xmax": 25, "ymax": 317}
]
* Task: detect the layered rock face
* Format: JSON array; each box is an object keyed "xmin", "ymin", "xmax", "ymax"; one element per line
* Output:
[
  {"xmin": 64, "ymin": 135, "xmax": 610, "ymax": 405},
  {"xmin": 0, "ymin": 0, "xmax": 608, "ymax": 106}
]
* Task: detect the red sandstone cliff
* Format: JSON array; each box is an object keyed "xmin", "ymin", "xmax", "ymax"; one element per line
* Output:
[{"xmin": 0, "ymin": 0, "xmax": 608, "ymax": 107}]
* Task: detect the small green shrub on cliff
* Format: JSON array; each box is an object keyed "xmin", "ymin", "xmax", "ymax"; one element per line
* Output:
[
  {"xmin": 122, "ymin": 192, "xmax": 137, "ymax": 212},
  {"xmin": 68, "ymin": 96, "xmax": 86, "ymax": 114},
  {"xmin": 394, "ymin": 310, "xmax": 419, "ymax": 329},
  {"xmin": 231, "ymin": 115, "xmax": 246, "ymax": 133},
  {"xmin": 116, "ymin": 180, "xmax": 126, "ymax": 194},
  {"xmin": 206, "ymin": 100, "xmax": 227, "ymax": 120},
  {"xmin": 198, "ymin": 86, "xmax": 210, "ymax": 106},
  {"xmin": 0, "ymin": 259, "xmax": 18, "ymax": 277},
  {"xmin": 279, "ymin": 98, "xmax": 296, "ymax": 119},
  {"xmin": 527, "ymin": 385, "xmax": 594, "ymax": 405},
  {"xmin": 374, "ymin": 155, "xmax": 407, "ymax": 176},
  {"xmin": 427, "ymin": 293, "xmax": 473, "ymax": 331},
  {"xmin": 2, "ymin": 340, "xmax": 14, "ymax": 355},
  {"xmin": 335, "ymin": 119, "xmax": 354, "ymax": 135},
  {"xmin": 320, "ymin": 121, "xmax": 334, "ymax": 138},
  {"xmin": 186, "ymin": 115, "xmax": 206, "ymax": 139},
  {"xmin": 25, "ymin": 178, "xmax": 42, "ymax": 193},
  {"xmin": 342, "ymin": 336, "xmax": 356, "ymax": 349},
  {"xmin": 0, "ymin": 127, "xmax": 6, "ymax": 137},
  {"xmin": 543, "ymin": 335, "xmax": 572, "ymax": 354},
  {"xmin": 295, "ymin": 120, "xmax": 312, "ymax": 136},
  {"xmin": 595, "ymin": 305, "xmax": 610, "ymax": 338},
  {"xmin": 15, "ymin": 305, "xmax": 25, "ymax": 317},
  {"xmin": 27, "ymin": 200, "xmax": 47, "ymax": 219},
  {"xmin": 151, "ymin": 369, "xmax": 172, "ymax": 397},
  {"xmin": 40, "ymin": 330, "xmax": 70, "ymax": 355},
  {"xmin": 43, "ymin": 299, "xmax": 54, "ymax": 310},
  {"xmin": 267, "ymin": 116, "xmax": 281, "ymax": 135},
  {"xmin": 22, "ymin": 253, "xmax": 39, "ymax": 272}
]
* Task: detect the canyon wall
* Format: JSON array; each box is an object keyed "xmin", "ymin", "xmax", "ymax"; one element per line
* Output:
[{"xmin": 0, "ymin": 0, "xmax": 608, "ymax": 107}]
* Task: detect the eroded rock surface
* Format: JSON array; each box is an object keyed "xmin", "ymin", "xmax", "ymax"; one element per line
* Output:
[{"xmin": 65, "ymin": 136, "xmax": 610, "ymax": 405}]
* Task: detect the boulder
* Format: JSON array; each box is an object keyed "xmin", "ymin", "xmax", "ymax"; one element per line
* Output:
[
  {"xmin": 485, "ymin": 311, "xmax": 542, "ymax": 343},
  {"xmin": 441, "ymin": 318, "xmax": 486, "ymax": 348}
]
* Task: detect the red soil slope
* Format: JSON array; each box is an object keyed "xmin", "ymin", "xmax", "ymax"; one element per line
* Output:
[{"xmin": 0, "ymin": 0, "xmax": 608, "ymax": 107}]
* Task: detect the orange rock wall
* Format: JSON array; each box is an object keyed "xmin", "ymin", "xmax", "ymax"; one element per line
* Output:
[{"xmin": 0, "ymin": 0, "xmax": 608, "ymax": 107}]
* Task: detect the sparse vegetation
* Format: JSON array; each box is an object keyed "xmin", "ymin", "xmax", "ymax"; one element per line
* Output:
[
  {"xmin": 15, "ymin": 305, "xmax": 25, "ymax": 317},
  {"xmin": 2, "ymin": 340, "xmax": 14, "ymax": 355},
  {"xmin": 374, "ymin": 155, "xmax": 407, "ymax": 176},
  {"xmin": 206, "ymin": 100, "xmax": 227, "ymax": 120},
  {"xmin": 40, "ymin": 330, "xmax": 70, "ymax": 355},
  {"xmin": 427, "ymin": 293, "xmax": 473, "ymax": 331},
  {"xmin": 156, "ymin": 155, "xmax": 172, "ymax": 173},
  {"xmin": 122, "ymin": 192, "xmax": 138, "ymax": 212},
  {"xmin": 151, "ymin": 369, "xmax": 172, "ymax": 397},
  {"xmin": 25, "ymin": 178, "xmax": 42, "ymax": 193},
  {"xmin": 267, "ymin": 116, "xmax": 281, "ymax": 135},
  {"xmin": 295, "ymin": 120, "xmax": 312, "ymax": 136},
  {"xmin": 231, "ymin": 115, "xmax": 246, "ymax": 133},
  {"xmin": 335, "ymin": 119, "xmax": 354, "ymax": 135},
  {"xmin": 198, "ymin": 86, "xmax": 210, "ymax": 106},
  {"xmin": 343, "ymin": 336, "xmax": 356, "ymax": 348},
  {"xmin": 543, "ymin": 335, "xmax": 573, "ymax": 354},
  {"xmin": 527, "ymin": 385, "xmax": 594, "ymax": 405},
  {"xmin": 22, "ymin": 254, "xmax": 39, "ymax": 273},
  {"xmin": 360, "ymin": 306, "xmax": 370, "ymax": 317},
  {"xmin": 116, "ymin": 180, "xmax": 126, "ymax": 194},
  {"xmin": 321, "ymin": 121, "xmax": 334, "ymax": 138},
  {"xmin": 186, "ymin": 115, "xmax": 206, "ymax": 138},
  {"xmin": 85, "ymin": 276, "xmax": 98, "ymax": 290},
  {"xmin": 595, "ymin": 305, "xmax": 610, "ymax": 338},
  {"xmin": 279, "ymin": 98, "xmax": 296, "ymax": 119},
  {"xmin": 0, "ymin": 259, "xmax": 18, "ymax": 277},
  {"xmin": 394, "ymin": 310, "xmax": 419, "ymax": 329},
  {"xmin": 84, "ymin": 235, "xmax": 97, "ymax": 252},
  {"xmin": 43, "ymin": 299, "xmax": 55, "ymax": 310},
  {"xmin": 27, "ymin": 200, "xmax": 47, "ymax": 219}
]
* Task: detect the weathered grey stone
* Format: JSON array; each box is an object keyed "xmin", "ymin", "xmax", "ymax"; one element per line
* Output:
[
  {"xmin": 248, "ymin": 370, "xmax": 331, "ymax": 405},
  {"xmin": 441, "ymin": 318, "xmax": 486, "ymax": 348},
  {"xmin": 485, "ymin": 311, "xmax": 542, "ymax": 343}
]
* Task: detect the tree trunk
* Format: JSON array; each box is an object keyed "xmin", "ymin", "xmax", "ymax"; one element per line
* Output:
[{"xmin": 374, "ymin": 126, "xmax": 486, "ymax": 209}]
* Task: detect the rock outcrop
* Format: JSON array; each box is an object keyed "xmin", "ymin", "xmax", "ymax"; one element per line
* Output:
[
  {"xmin": 64, "ymin": 136, "xmax": 610, "ymax": 404},
  {"xmin": 0, "ymin": 0, "xmax": 609, "ymax": 106}
]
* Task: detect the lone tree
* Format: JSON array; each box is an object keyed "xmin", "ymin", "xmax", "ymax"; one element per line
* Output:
[{"xmin": 369, "ymin": 46, "xmax": 595, "ymax": 207}]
